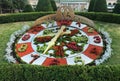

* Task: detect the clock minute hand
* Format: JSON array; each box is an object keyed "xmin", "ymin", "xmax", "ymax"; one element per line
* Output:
[{"xmin": 43, "ymin": 26, "xmax": 66, "ymax": 54}]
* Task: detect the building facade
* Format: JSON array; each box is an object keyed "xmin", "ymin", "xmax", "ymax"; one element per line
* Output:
[
  {"xmin": 28, "ymin": 0, "xmax": 117, "ymax": 12},
  {"xmin": 106, "ymin": 0, "xmax": 117, "ymax": 12},
  {"xmin": 55, "ymin": 0, "xmax": 90, "ymax": 12}
]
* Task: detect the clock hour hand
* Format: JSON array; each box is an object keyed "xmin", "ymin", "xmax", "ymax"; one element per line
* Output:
[{"xmin": 43, "ymin": 26, "xmax": 66, "ymax": 54}]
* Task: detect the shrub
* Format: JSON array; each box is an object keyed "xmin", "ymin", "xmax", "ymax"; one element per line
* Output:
[
  {"xmin": 35, "ymin": 0, "xmax": 53, "ymax": 12},
  {"xmin": 0, "ymin": 64, "xmax": 120, "ymax": 81},
  {"xmin": 1, "ymin": 12, "xmax": 120, "ymax": 24},
  {"xmin": 50, "ymin": 0, "xmax": 57, "ymax": 11},
  {"xmin": 113, "ymin": 3, "xmax": 120, "ymax": 14},
  {"xmin": 76, "ymin": 12, "xmax": 120, "ymax": 24},
  {"xmin": 88, "ymin": 0, "xmax": 95, "ymax": 12},
  {"xmin": 88, "ymin": 0, "xmax": 107, "ymax": 12},
  {"xmin": 23, "ymin": 4, "xmax": 34, "ymax": 12},
  {"xmin": 0, "ymin": 12, "xmax": 54, "ymax": 24}
]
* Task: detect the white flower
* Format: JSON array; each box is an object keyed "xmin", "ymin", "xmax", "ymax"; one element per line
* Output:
[
  {"xmin": 5, "ymin": 24, "xmax": 30, "ymax": 63},
  {"xmin": 5, "ymin": 55, "xmax": 16, "ymax": 63},
  {"xmin": 95, "ymin": 28, "xmax": 112, "ymax": 65},
  {"xmin": 5, "ymin": 48, "xmax": 12, "ymax": 53}
]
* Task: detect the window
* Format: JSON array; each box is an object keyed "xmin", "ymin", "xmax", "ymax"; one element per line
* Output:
[
  {"xmin": 113, "ymin": 3, "xmax": 116, "ymax": 6},
  {"xmin": 108, "ymin": 3, "xmax": 111, "ymax": 5}
]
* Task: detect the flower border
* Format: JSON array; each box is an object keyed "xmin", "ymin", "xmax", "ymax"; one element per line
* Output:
[
  {"xmin": 5, "ymin": 25, "xmax": 30, "ymax": 63},
  {"xmin": 94, "ymin": 29, "xmax": 112, "ymax": 65}
]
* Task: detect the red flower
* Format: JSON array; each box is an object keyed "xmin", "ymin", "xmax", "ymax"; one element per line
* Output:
[
  {"xmin": 57, "ymin": 20, "xmax": 72, "ymax": 26},
  {"xmin": 66, "ymin": 42, "xmax": 82, "ymax": 51},
  {"xmin": 35, "ymin": 36, "xmax": 52, "ymax": 43},
  {"xmin": 94, "ymin": 36, "xmax": 101, "ymax": 43},
  {"xmin": 69, "ymin": 29, "xmax": 79, "ymax": 36},
  {"xmin": 53, "ymin": 46, "xmax": 64, "ymax": 57},
  {"xmin": 22, "ymin": 34, "xmax": 30, "ymax": 41}
]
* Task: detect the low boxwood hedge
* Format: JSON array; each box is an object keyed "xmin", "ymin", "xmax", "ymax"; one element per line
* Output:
[
  {"xmin": 0, "ymin": 12, "xmax": 54, "ymax": 24},
  {"xmin": 0, "ymin": 12, "xmax": 120, "ymax": 24},
  {"xmin": 0, "ymin": 64, "xmax": 120, "ymax": 81},
  {"xmin": 77, "ymin": 12, "xmax": 120, "ymax": 24}
]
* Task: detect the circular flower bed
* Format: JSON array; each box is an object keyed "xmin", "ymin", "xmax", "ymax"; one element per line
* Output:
[{"xmin": 5, "ymin": 6, "xmax": 112, "ymax": 66}]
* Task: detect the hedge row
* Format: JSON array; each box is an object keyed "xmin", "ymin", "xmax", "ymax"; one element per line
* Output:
[
  {"xmin": 0, "ymin": 64, "xmax": 120, "ymax": 81},
  {"xmin": 0, "ymin": 12, "xmax": 54, "ymax": 24},
  {"xmin": 0, "ymin": 12, "xmax": 120, "ymax": 24},
  {"xmin": 77, "ymin": 12, "xmax": 120, "ymax": 24}
]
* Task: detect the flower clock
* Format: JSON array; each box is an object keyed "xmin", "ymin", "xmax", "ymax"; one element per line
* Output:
[{"xmin": 5, "ymin": 6, "xmax": 112, "ymax": 66}]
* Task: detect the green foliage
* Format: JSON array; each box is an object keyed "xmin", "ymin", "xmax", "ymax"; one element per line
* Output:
[
  {"xmin": 23, "ymin": 4, "xmax": 34, "ymax": 12},
  {"xmin": 88, "ymin": 0, "xmax": 95, "ymax": 12},
  {"xmin": 13, "ymin": 0, "xmax": 29, "ymax": 12},
  {"xmin": 35, "ymin": 0, "xmax": 53, "ymax": 12},
  {"xmin": 0, "ymin": 0, "xmax": 13, "ymax": 10},
  {"xmin": 117, "ymin": 0, "xmax": 120, "ymax": 3},
  {"xmin": 88, "ymin": 0, "xmax": 107, "ymax": 12},
  {"xmin": 71, "ymin": 36, "xmax": 88, "ymax": 43},
  {"xmin": 1, "ymin": 12, "xmax": 120, "ymax": 24},
  {"xmin": 0, "ymin": 12, "xmax": 54, "ymax": 24},
  {"xmin": 113, "ymin": 3, "xmax": 120, "ymax": 14},
  {"xmin": 76, "ymin": 12, "xmax": 120, "ymax": 24},
  {"xmin": 37, "ymin": 44, "xmax": 47, "ymax": 53},
  {"xmin": 50, "ymin": 0, "xmax": 57, "ymax": 11},
  {"xmin": 0, "ymin": 0, "xmax": 29, "ymax": 13},
  {"xmin": 0, "ymin": 64, "xmax": 120, "ymax": 81}
]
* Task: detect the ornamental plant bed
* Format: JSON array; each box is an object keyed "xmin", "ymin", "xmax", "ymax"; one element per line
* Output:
[{"xmin": 5, "ymin": 6, "xmax": 112, "ymax": 66}]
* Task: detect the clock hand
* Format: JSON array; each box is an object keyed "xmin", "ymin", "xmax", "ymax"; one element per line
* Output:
[
  {"xmin": 43, "ymin": 26, "xmax": 66, "ymax": 54},
  {"xmin": 37, "ymin": 30, "xmax": 71, "ymax": 37},
  {"xmin": 61, "ymin": 30, "xmax": 71, "ymax": 36}
]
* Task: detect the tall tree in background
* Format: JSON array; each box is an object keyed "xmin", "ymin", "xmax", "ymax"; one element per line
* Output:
[
  {"xmin": 88, "ymin": 0, "xmax": 107, "ymax": 12},
  {"xmin": 23, "ymin": 4, "xmax": 34, "ymax": 12},
  {"xmin": 50, "ymin": 0, "xmax": 57, "ymax": 11},
  {"xmin": 117, "ymin": 0, "xmax": 120, "ymax": 3},
  {"xmin": 12, "ymin": 0, "xmax": 29, "ymax": 12},
  {"xmin": 88, "ymin": 0, "xmax": 95, "ymax": 12},
  {"xmin": 0, "ymin": 0, "xmax": 2, "ymax": 13},
  {"xmin": 113, "ymin": 0, "xmax": 120, "ymax": 14},
  {"xmin": 0, "ymin": 0, "xmax": 14, "ymax": 13},
  {"xmin": 35, "ymin": 0, "xmax": 53, "ymax": 11},
  {"xmin": 0, "ymin": 0, "xmax": 29, "ymax": 13}
]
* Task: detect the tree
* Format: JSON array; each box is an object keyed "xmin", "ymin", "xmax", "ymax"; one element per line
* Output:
[
  {"xmin": 113, "ymin": 3, "xmax": 120, "ymax": 14},
  {"xmin": 50, "ymin": 0, "xmax": 57, "ymax": 11},
  {"xmin": 88, "ymin": 0, "xmax": 95, "ymax": 12},
  {"xmin": 12, "ymin": 0, "xmax": 29, "ymax": 12},
  {"xmin": 0, "ymin": 0, "xmax": 2, "ymax": 13},
  {"xmin": 35, "ymin": 0, "xmax": 53, "ymax": 11},
  {"xmin": 88, "ymin": 0, "xmax": 107, "ymax": 12},
  {"xmin": 0, "ymin": 0, "xmax": 14, "ymax": 13},
  {"xmin": 117, "ymin": 0, "xmax": 120, "ymax": 3},
  {"xmin": 23, "ymin": 4, "xmax": 34, "ymax": 12}
]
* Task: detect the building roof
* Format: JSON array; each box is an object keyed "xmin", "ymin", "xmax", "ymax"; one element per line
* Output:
[{"xmin": 54, "ymin": 0, "xmax": 90, "ymax": 2}]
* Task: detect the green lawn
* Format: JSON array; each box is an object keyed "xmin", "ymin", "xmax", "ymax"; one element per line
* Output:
[{"xmin": 0, "ymin": 21, "xmax": 120, "ymax": 65}]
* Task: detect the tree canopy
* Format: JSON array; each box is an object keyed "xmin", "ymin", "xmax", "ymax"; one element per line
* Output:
[
  {"xmin": 23, "ymin": 4, "xmax": 34, "ymax": 12},
  {"xmin": 113, "ymin": 0, "xmax": 120, "ymax": 14},
  {"xmin": 88, "ymin": 0, "xmax": 107, "ymax": 12},
  {"xmin": 36, "ymin": 0, "xmax": 53, "ymax": 11},
  {"xmin": 50, "ymin": 0, "xmax": 57, "ymax": 11},
  {"xmin": 0, "ymin": 0, "xmax": 29, "ymax": 13}
]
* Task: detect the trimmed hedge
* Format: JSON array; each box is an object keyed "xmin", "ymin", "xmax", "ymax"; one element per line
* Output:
[
  {"xmin": 1, "ymin": 12, "xmax": 120, "ymax": 24},
  {"xmin": 0, "ymin": 12, "xmax": 54, "ymax": 24},
  {"xmin": 88, "ymin": 0, "xmax": 107, "ymax": 12},
  {"xmin": 0, "ymin": 64, "xmax": 120, "ymax": 81},
  {"xmin": 77, "ymin": 12, "xmax": 120, "ymax": 24}
]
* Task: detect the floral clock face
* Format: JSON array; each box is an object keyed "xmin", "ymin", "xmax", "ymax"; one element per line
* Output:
[{"xmin": 15, "ymin": 20, "xmax": 104, "ymax": 66}]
